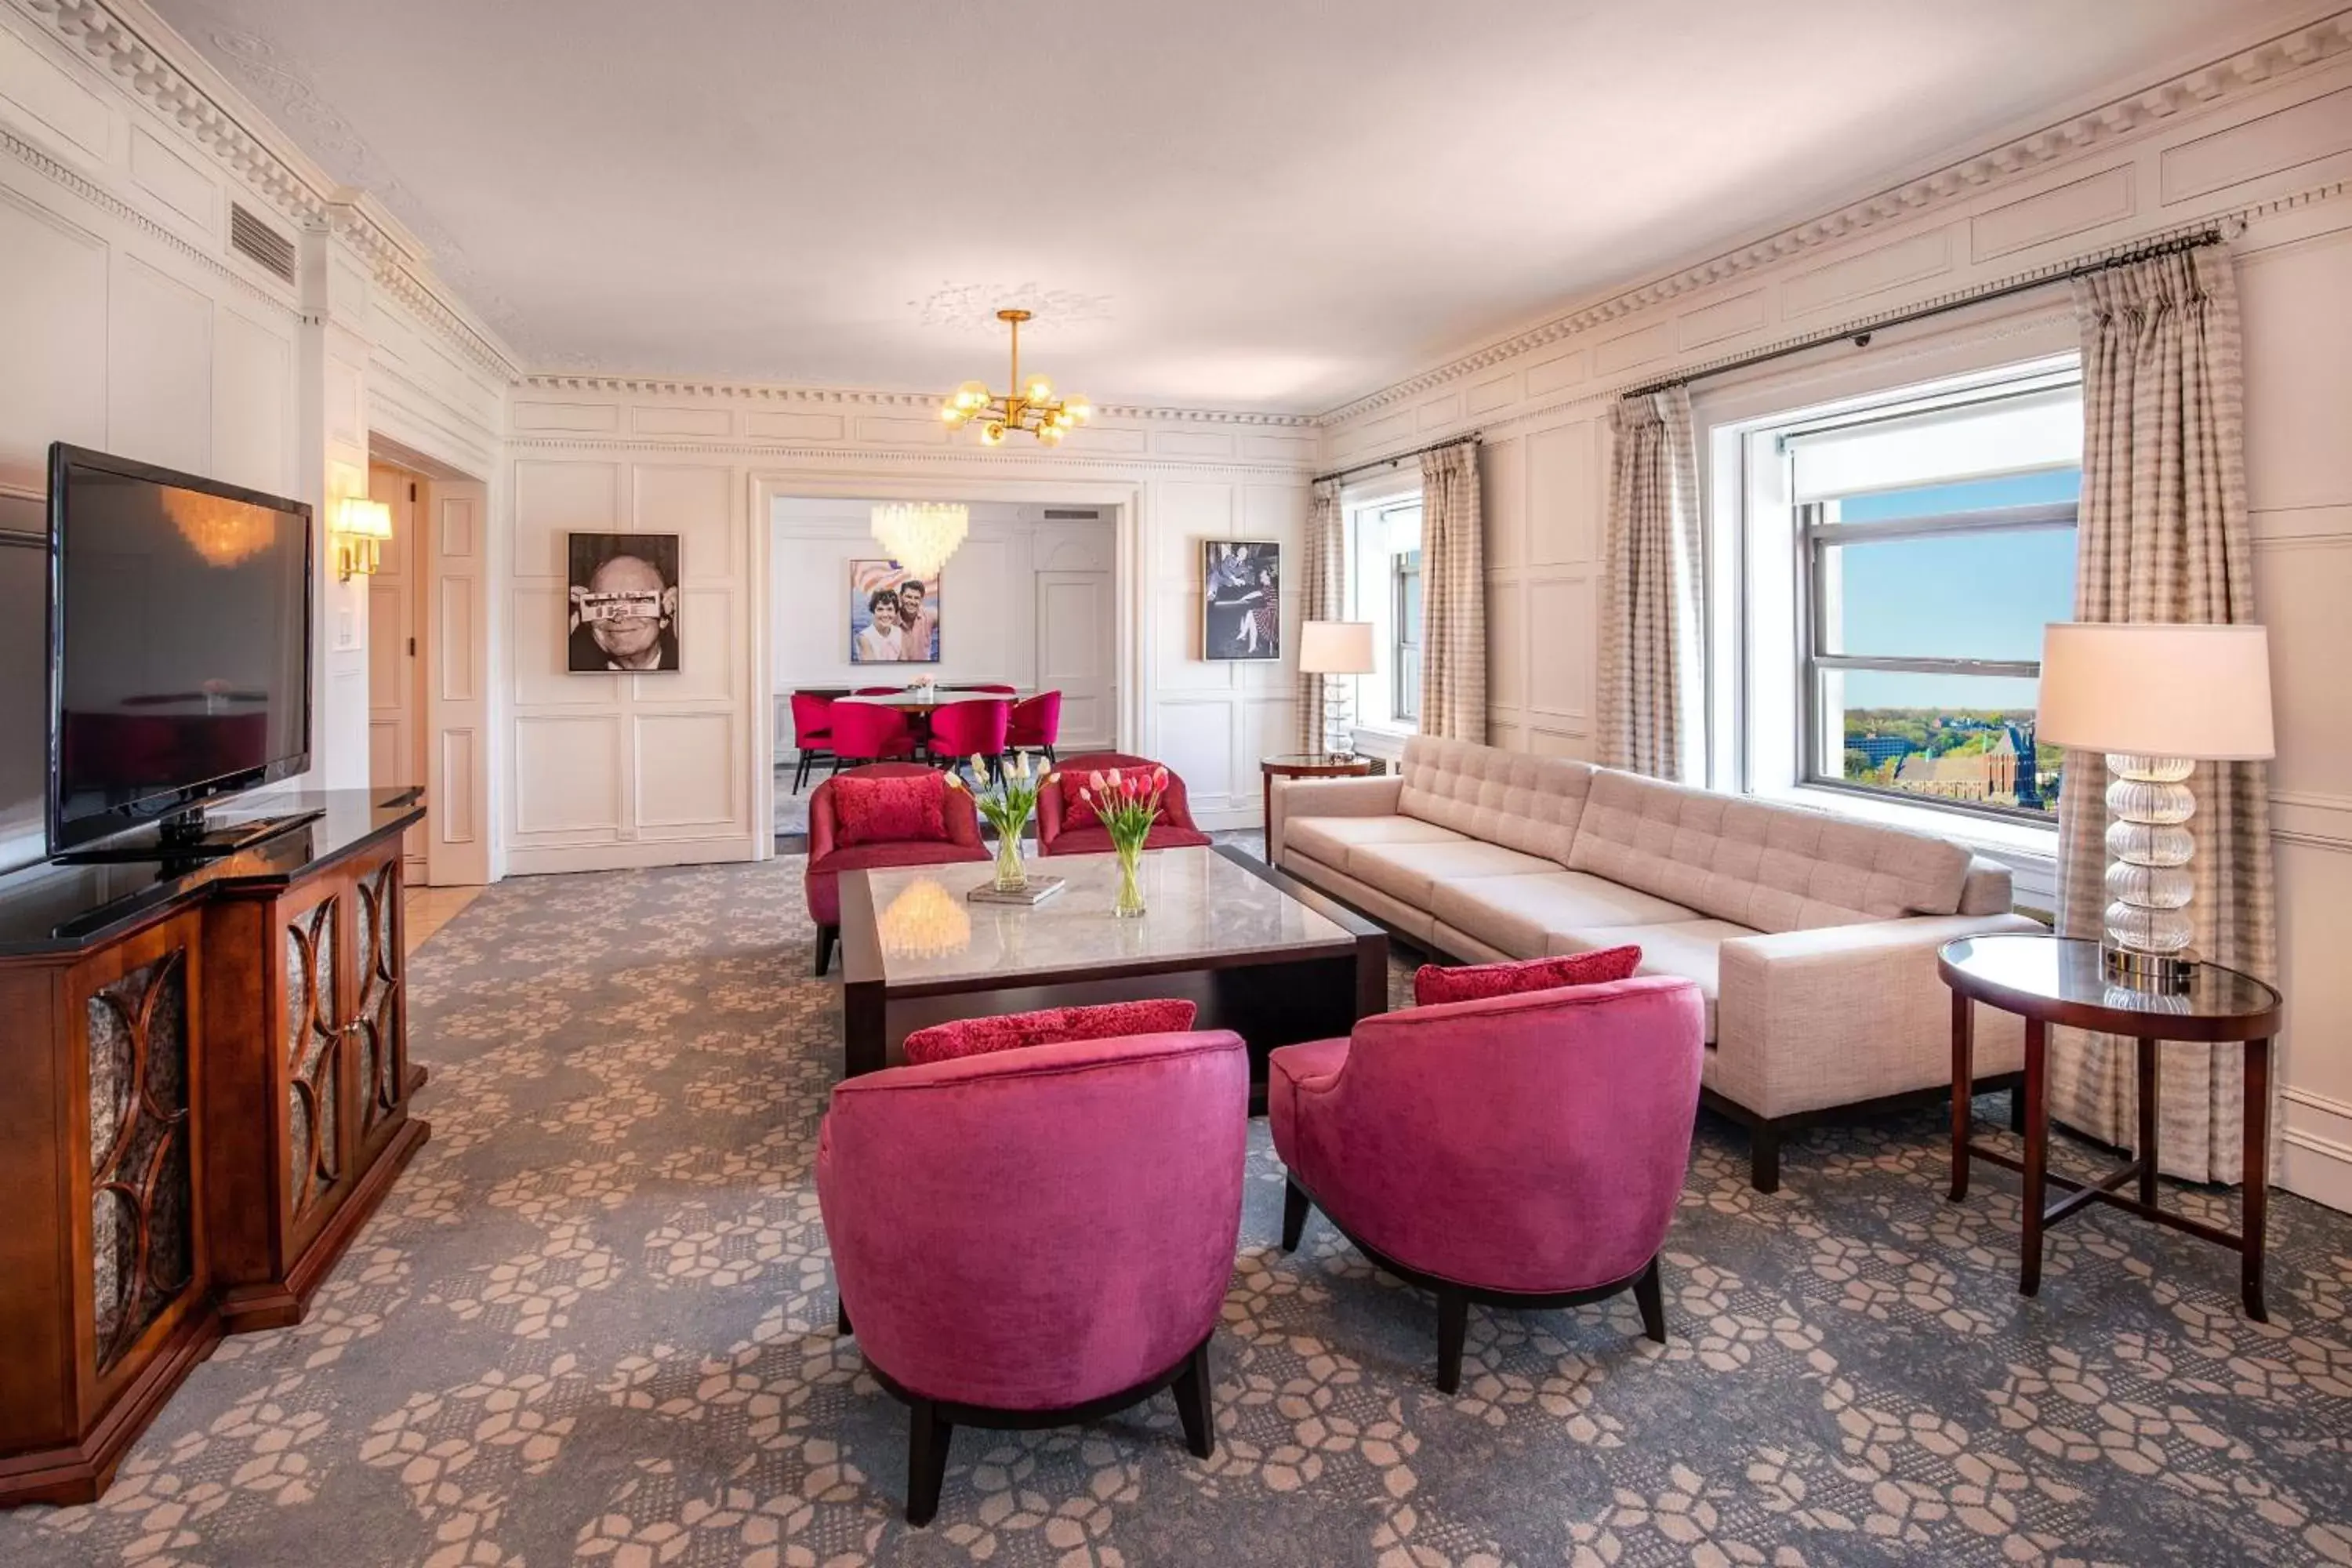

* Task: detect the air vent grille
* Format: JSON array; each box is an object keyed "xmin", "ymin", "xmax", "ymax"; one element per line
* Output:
[
  {"xmin": 1042, "ymin": 508, "xmax": 1102, "ymax": 520},
  {"xmin": 229, "ymin": 203, "xmax": 296, "ymax": 283}
]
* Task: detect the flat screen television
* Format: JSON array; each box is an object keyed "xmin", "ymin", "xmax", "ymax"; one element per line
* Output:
[{"xmin": 47, "ymin": 444, "xmax": 312, "ymax": 856}]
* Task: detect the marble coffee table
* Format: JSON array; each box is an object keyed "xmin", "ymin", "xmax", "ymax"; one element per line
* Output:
[{"xmin": 837, "ymin": 844, "xmax": 1388, "ymax": 1106}]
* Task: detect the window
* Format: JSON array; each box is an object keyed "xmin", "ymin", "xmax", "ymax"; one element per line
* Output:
[
  {"xmin": 1392, "ymin": 547, "xmax": 1422, "ymax": 725},
  {"xmin": 1345, "ymin": 496, "xmax": 1425, "ymax": 734},
  {"xmin": 1721, "ymin": 363, "xmax": 2083, "ymax": 833}
]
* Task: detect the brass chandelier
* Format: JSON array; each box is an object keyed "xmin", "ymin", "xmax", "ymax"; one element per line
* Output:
[{"xmin": 941, "ymin": 308, "xmax": 1093, "ymax": 446}]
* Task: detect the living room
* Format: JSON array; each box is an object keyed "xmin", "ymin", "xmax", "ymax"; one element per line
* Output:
[{"xmin": 0, "ymin": 1, "xmax": 2347, "ymax": 1562}]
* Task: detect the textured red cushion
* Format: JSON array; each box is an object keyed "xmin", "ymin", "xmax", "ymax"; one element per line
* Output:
[
  {"xmin": 902, "ymin": 1000, "xmax": 1200, "ymax": 1065},
  {"xmin": 832, "ymin": 773, "xmax": 949, "ymax": 847},
  {"xmin": 1056, "ymin": 771, "xmax": 1101, "ymax": 831},
  {"xmin": 1412, "ymin": 945, "xmax": 1643, "ymax": 1007}
]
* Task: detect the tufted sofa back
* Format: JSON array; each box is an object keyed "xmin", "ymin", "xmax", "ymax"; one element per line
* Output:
[{"xmin": 1396, "ymin": 735, "xmax": 1597, "ymax": 866}]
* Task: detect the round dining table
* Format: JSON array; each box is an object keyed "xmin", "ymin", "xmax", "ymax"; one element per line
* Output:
[{"xmin": 833, "ymin": 688, "xmax": 1031, "ymax": 710}]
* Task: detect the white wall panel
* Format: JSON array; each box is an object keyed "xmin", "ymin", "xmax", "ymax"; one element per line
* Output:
[
  {"xmin": 107, "ymin": 254, "xmax": 212, "ymax": 474},
  {"xmin": 514, "ymin": 459, "xmax": 621, "ymax": 576},
  {"xmin": 2241, "ymin": 230, "xmax": 2352, "ymax": 516},
  {"xmin": 1526, "ymin": 420, "xmax": 1599, "ymax": 566},
  {"xmin": 634, "ymin": 463, "xmax": 736, "ymax": 579},
  {"xmin": 1526, "ymin": 575, "xmax": 1595, "ymax": 724},
  {"xmin": 0, "ymin": 186, "xmax": 107, "ymax": 481},
  {"xmin": 635, "ymin": 713, "xmax": 736, "ymax": 829},
  {"xmin": 212, "ymin": 307, "xmax": 291, "ymax": 495},
  {"xmin": 515, "ymin": 715, "xmax": 623, "ymax": 833}
]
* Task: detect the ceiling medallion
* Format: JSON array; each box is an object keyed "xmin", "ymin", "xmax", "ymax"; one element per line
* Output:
[
  {"xmin": 941, "ymin": 310, "xmax": 1092, "ymax": 447},
  {"xmin": 870, "ymin": 502, "xmax": 969, "ymax": 579}
]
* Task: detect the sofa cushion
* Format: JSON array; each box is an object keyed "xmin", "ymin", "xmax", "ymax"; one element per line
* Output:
[
  {"xmin": 1566, "ymin": 770, "xmax": 1973, "ymax": 934},
  {"xmin": 833, "ymin": 771, "xmax": 949, "ymax": 847},
  {"xmin": 1548, "ymin": 919, "xmax": 1758, "ymax": 1040},
  {"xmin": 1396, "ymin": 735, "xmax": 1598, "ymax": 864},
  {"xmin": 1413, "ymin": 944, "xmax": 1642, "ymax": 1007},
  {"xmin": 1285, "ymin": 813, "xmax": 1466, "ymax": 874},
  {"xmin": 902, "ymin": 999, "xmax": 1200, "ymax": 1066},
  {"xmin": 1428, "ymin": 870, "xmax": 1700, "ymax": 960},
  {"xmin": 1348, "ymin": 837, "xmax": 1561, "ymax": 908}
]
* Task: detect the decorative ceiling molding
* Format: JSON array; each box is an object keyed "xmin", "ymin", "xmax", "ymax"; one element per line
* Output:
[
  {"xmin": 504, "ymin": 433, "xmax": 1315, "ymax": 478},
  {"xmin": 17, "ymin": 0, "xmax": 523, "ymax": 383},
  {"xmin": 516, "ymin": 374, "xmax": 1319, "ymax": 429},
  {"xmin": 909, "ymin": 281, "xmax": 1114, "ymax": 332},
  {"xmin": 1313, "ymin": 8, "xmax": 2352, "ymax": 427}
]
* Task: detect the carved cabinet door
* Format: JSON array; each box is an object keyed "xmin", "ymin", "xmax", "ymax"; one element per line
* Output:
[
  {"xmin": 69, "ymin": 909, "xmax": 208, "ymax": 1413},
  {"xmin": 276, "ymin": 872, "xmax": 354, "ymax": 1249},
  {"xmin": 350, "ymin": 846, "xmax": 412, "ymax": 1166}
]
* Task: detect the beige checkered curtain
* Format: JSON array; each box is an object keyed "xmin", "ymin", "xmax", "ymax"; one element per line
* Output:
[
  {"xmin": 1598, "ymin": 388, "xmax": 1703, "ymax": 779},
  {"xmin": 1417, "ymin": 443, "xmax": 1486, "ymax": 742},
  {"xmin": 1297, "ymin": 479, "xmax": 1345, "ymax": 751},
  {"xmin": 2053, "ymin": 245, "xmax": 2276, "ymax": 1184}
]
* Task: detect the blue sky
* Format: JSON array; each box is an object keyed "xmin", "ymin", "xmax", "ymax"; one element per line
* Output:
[{"xmin": 1830, "ymin": 469, "xmax": 2080, "ymax": 713}]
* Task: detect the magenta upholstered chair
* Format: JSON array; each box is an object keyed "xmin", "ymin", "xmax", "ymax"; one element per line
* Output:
[
  {"xmin": 953, "ymin": 683, "xmax": 1018, "ymax": 695},
  {"xmin": 1004, "ymin": 690, "xmax": 1062, "ymax": 765},
  {"xmin": 923, "ymin": 698, "xmax": 1010, "ymax": 769},
  {"xmin": 1269, "ymin": 975, "xmax": 1707, "ymax": 1392},
  {"xmin": 827, "ymin": 701, "xmax": 917, "ymax": 771},
  {"xmin": 1036, "ymin": 751, "xmax": 1214, "ymax": 856},
  {"xmin": 818, "ymin": 1029, "xmax": 1248, "ymax": 1523},
  {"xmin": 805, "ymin": 764, "xmax": 988, "ymax": 975},
  {"xmin": 789, "ymin": 691, "xmax": 837, "ymax": 793}
]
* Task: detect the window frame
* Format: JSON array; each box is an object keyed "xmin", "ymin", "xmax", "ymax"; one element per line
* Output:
[
  {"xmin": 1795, "ymin": 492, "xmax": 2077, "ymax": 827},
  {"xmin": 1392, "ymin": 544, "xmax": 1422, "ymax": 726}
]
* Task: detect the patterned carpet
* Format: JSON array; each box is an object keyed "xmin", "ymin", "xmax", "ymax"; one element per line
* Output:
[{"xmin": 7, "ymin": 858, "xmax": 2351, "ymax": 1566}]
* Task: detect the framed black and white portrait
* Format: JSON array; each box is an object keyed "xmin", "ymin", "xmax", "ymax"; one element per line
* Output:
[
  {"xmin": 1203, "ymin": 540, "xmax": 1279, "ymax": 661},
  {"xmin": 568, "ymin": 532, "xmax": 681, "ymax": 673}
]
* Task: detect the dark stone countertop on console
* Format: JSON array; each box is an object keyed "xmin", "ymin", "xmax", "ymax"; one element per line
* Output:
[{"xmin": 0, "ymin": 788, "xmax": 424, "ymax": 959}]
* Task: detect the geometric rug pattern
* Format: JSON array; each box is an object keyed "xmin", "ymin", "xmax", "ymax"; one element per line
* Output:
[{"xmin": 5, "ymin": 858, "xmax": 2350, "ymax": 1566}]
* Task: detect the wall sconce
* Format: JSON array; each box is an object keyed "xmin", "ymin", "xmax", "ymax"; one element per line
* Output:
[{"xmin": 333, "ymin": 496, "xmax": 393, "ymax": 582}]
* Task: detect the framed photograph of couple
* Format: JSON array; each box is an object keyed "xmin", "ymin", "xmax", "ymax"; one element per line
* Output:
[
  {"xmin": 850, "ymin": 560, "xmax": 942, "ymax": 663},
  {"xmin": 1203, "ymin": 540, "xmax": 1279, "ymax": 661}
]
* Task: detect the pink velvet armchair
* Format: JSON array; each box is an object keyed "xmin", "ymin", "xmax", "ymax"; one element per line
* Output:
[
  {"xmin": 1269, "ymin": 975, "xmax": 1707, "ymax": 1392},
  {"xmin": 818, "ymin": 1028, "xmax": 1248, "ymax": 1524},
  {"xmin": 805, "ymin": 764, "xmax": 989, "ymax": 975},
  {"xmin": 1036, "ymin": 751, "xmax": 1214, "ymax": 856}
]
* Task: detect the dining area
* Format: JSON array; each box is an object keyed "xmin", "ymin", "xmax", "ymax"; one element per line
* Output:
[{"xmin": 784, "ymin": 684, "xmax": 1066, "ymax": 795}]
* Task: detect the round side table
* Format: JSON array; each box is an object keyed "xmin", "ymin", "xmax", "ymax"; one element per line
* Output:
[
  {"xmin": 1939, "ymin": 932, "xmax": 2283, "ymax": 1319},
  {"xmin": 1259, "ymin": 753, "xmax": 1384, "ymax": 862}
]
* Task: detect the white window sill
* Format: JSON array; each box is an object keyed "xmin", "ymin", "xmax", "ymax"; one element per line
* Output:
[
  {"xmin": 1762, "ymin": 782, "xmax": 2058, "ymax": 867},
  {"xmin": 1347, "ymin": 724, "xmax": 1412, "ymax": 762}
]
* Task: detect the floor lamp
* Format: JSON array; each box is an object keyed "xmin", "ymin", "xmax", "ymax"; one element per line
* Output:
[
  {"xmin": 1298, "ymin": 620, "xmax": 1376, "ymax": 758},
  {"xmin": 2035, "ymin": 622, "xmax": 2275, "ymax": 993}
]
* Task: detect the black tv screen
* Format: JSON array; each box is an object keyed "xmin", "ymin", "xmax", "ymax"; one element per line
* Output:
[{"xmin": 49, "ymin": 445, "xmax": 312, "ymax": 853}]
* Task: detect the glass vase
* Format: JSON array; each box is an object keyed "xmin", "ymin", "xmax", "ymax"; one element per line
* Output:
[
  {"xmin": 1112, "ymin": 840, "xmax": 1147, "ymax": 919},
  {"xmin": 991, "ymin": 826, "xmax": 1026, "ymax": 894}
]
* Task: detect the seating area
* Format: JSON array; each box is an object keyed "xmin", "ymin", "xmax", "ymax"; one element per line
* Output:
[{"xmin": 2, "ymin": 5, "xmax": 2348, "ymax": 1566}]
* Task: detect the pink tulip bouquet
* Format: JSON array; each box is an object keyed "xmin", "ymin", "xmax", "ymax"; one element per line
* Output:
[{"xmin": 1074, "ymin": 764, "xmax": 1167, "ymax": 917}]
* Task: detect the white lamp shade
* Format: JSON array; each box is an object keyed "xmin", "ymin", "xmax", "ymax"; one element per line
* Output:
[
  {"xmin": 1298, "ymin": 620, "xmax": 1376, "ymax": 675},
  {"xmin": 2036, "ymin": 622, "xmax": 2275, "ymax": 760}
]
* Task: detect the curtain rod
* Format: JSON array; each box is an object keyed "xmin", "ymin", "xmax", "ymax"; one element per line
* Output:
[
  {"xmin": 1312, "ymin": 430, "xmax": 1480, "ymax": 488},
  {"xmin": 1619, "ymin": 227, "xmax": 2227, "ymax": 402}
]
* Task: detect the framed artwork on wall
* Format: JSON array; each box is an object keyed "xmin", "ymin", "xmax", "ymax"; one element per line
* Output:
[
  {"xmin": 567, "ymin": 532, "xmax": 681, "ymax": 672},
  {"xmin": 850, "ymin": 559, "xmax": 942, "ymax": 663},
  {"xmin": 1203, "ymin": 540, "xmax": 1280, "ymax": 661}
]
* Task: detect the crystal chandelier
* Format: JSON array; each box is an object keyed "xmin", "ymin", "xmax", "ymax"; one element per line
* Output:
[
  {"xmin": 941, "ymin": 308, "xmax": 1094, "ymax": 446},
  {"xmin": 869, "ymin": 502, "xmax": 969, "ymax": 579}
]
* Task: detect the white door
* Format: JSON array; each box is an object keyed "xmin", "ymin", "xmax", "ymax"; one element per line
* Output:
[
  {"xmin": 366, "ymin": 465, "xmax": 425, "ymax": 873},
  {"xmin": 422, "ymin": 479, "xmax": 492, "ymax": 887},
  {"xmin": 1034, "ymin": 570, "xmax": 1114, "ymax": 750}
]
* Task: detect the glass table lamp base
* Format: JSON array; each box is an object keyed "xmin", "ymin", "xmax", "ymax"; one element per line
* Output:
[{"xmin": 2101, "ymin": 942, "xmax": 2194, "ymax": 993}]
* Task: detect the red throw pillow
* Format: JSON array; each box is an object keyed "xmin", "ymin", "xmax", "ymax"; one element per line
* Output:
[
  {"xmin": 902, "ymin": 999, "xmax": 1199, "ymax": 1065},
  {"xmin": 832, "ymin": 773, "xmax": 949, "ymax": 847},
  {"xmin": 1056, "ymin": 771, "xmax": 1100, "ymax": 831},
  {"xmin": 1412, "ymin": 945, "xmax": 1643, "ymax": 1007}
]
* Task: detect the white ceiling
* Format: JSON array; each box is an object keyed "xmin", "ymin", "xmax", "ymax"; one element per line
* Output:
[{"xmin": 151, "ymin": 0, "xmax": 2317, "ymax": 414}]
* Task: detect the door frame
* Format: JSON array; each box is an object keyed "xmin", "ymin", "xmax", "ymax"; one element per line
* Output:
[{"xmin": 747, "ymin": 470, "xmax": 1145, "ymax": 861}]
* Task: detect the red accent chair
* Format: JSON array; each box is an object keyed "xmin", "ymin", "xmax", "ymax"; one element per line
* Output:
[
  {"xmin": 789, "ymin": 691, "xmax": 837, "ymax": 793},
  {"xmin": 924, "ymin": 698, "xmax": 1010, "ymax": 771},
  {"xmin": 1004, "ymin": 690, "xmax": 1062, "ymax": 765},
  {"xmin": 1270, "ymin": 975, "xmax": 1707, "ymax": 1392},
  {"xmin": 828, "ymin": 702, "xmax": 918, "ymax": 772},
  {"xmin": 805, "ymin": 764, "xmax": 987, "ymax": 975},
  {"xmin": 1036, "ymin": 751, "xmax": 1214, "ymax": 856},
  {"xmin": 819, "ymin": 1026, "xmax": 1247, "ymax": 1523}
]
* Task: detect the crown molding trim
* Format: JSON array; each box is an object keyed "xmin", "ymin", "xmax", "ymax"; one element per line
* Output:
[
  {"xmin": 506, "ymin": 433, "xmax": 1316, "ymax": 478},
  {"xmin": 516, "ymin": 374, "xmax": 1319, "ymax": 430},
  {"xmin": 1314, "ymin": 9, "xmax": 2352, "ymax": 427},
  {"xmin": 18, "ymin": 0, "xmax": 522, "ymax": 383}
]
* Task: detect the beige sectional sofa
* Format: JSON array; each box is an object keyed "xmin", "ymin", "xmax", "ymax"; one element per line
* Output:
[{"xmin": 1270, "ymin": 735, "xmax": 2040, "ymax": 1189}]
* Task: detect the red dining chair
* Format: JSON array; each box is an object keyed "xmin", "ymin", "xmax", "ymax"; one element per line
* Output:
[
  {"xmin": 1005, "ymin": 691, "xmax": 1062, "ymax": 766},
  {"xmin": 925, "ymin": 698, "xmax": 1011, "ymax": 773},
  {"xmin": 789, "ymin": 691, "xmax": 837, "ymax": 794},
  {"xmin": 961, "ymin": 684, "xmax": 1018, "ymax": 695},
  {"xmin": 829, "ymin": 702, "xmax": 919, "ymax": 771}
]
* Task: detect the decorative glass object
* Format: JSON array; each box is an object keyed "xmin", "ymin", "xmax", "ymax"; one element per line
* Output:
[
  {"xmin": 1113, "ymin": 843, "xmax": 1147, "ymax": 920},
  {"xmin": 946, "ymin": 750, "xmax": 1043, "ymax": 894},
  {"xmin": 1078, "ymin": 764, "xmax": 1170, "ymax": 920}
]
